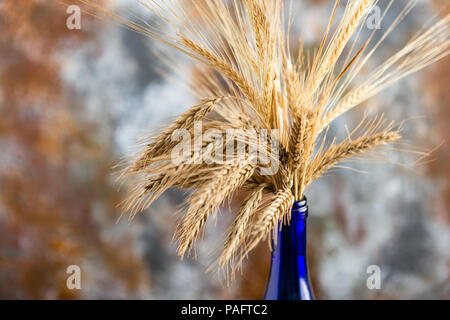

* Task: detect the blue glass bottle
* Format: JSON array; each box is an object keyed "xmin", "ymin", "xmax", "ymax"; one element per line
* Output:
[{"xmin": 263, "ymin": 198, "xmax": 314, "ymax": 300}]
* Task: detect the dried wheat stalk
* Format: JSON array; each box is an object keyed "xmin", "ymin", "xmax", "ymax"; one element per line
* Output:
[{"xmin": 80, "ymin": 0, "xmax": 450, "ymax": 277}]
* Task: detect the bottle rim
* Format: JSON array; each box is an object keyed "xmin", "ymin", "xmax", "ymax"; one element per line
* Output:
[{"xmin": 292, "ymin": 196, "xmax": 308, "ymax": 214}]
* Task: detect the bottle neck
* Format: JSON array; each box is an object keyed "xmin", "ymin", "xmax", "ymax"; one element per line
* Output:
[
  {"xmin": 290, "ymin": 198, "xmax": 308, "ymax": 255},
  {"xmin": 264, "ymin": 198, "xmax": 314, "ymax": 300}
]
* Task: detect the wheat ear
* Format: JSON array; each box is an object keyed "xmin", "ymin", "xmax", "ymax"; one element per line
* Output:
[
  {"xmin": 289, "ymin": 110, "xmax": 311, "ymax": 169},
  {"xmin": 311, "ymin": 0, "xmax": 375, "ymax": 92},
  {"xmin": 310, "ymin": 131, "xmax": 401, "ymax": 182},
  {"xmin": 176, "ymin": 156, "xmax": 256, "ymax": 258},
  {"xmin": 219, "ymin": 184, "xmax": 266, "ymax": 272},
  {"xmin": 320, "ymin": 85, "xmax": 373, "ymax": 131},
  {"xmin": 245, "ymin": 188, "xmax": 294, "ymax": 256},
  {"xmin": 245, "ymin": 0, "xmax": 271, "ymax": 63},
  {"xmin": 131, "ymin": 97, "xmax": 223, "ymax": 171}
]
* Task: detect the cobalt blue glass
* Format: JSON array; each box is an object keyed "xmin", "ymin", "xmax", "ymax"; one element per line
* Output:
[{"xmin": 263, "ymin": 198, "xmax": 314, "ymax": 300}]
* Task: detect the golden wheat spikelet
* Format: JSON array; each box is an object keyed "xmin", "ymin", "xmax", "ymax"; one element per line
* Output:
[
  {"xmin": 219, "ymin": 184, "xmax": 266, "ymax": 272},
  {"xmin": 310, "ymin": 129, "xmax": 402, "ymax": 184},
  {"xmin": 176, "ymin": 155, "xmax": 257, "ymax": 258},
  {"xmin": 130, "ymin": 96, "xmax": 223, "ymax": 172},
  {"xmin": 247, "ymin": 188, "xmax": 294, "ymax": 249}
]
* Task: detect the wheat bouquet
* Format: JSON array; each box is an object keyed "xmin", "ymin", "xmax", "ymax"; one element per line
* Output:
[{"xmin": 80, "ymin": 0, "xmax": 449, "ymax": 277}]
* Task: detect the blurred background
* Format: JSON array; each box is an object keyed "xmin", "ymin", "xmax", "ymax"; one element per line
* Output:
[{"xmin": 0, "ymin": 0, "xmax": 448, "ymax": 299}]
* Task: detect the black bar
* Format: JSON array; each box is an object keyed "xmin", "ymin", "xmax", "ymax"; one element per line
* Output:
[{"xmin": 0, "ymin": 300, "xmax": 446, "ymax": 318}]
